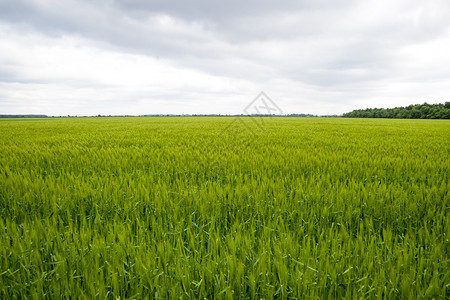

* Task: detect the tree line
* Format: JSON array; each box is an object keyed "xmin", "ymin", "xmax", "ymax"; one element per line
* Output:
[
  {"xmin": 343, "ymin": 102, "xmax": 450, "ymax": 119},
  {"xmin": 0, "ymin": 114, "xmax": 48, "ymax": 118}
]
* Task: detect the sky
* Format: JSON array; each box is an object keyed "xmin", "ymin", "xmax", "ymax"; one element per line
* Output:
[{"xmin": 0, "ymin": 0, "xmax": 449, "ymax": 116}]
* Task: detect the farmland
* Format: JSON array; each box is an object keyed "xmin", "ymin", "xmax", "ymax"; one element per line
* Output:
[{"xmin": 0, "ymin": 117, "xmax": 448, "ymax": 298}]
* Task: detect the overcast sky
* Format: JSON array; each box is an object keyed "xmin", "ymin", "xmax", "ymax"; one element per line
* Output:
[{"xmin": 0, "ymin": 0, "xmax": 449, "ymax": 116}]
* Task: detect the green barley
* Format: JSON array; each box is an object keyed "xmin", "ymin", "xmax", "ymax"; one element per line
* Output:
[{"xmin": 0, "ymin": 117, "xmax": 448, "ymax": 298}]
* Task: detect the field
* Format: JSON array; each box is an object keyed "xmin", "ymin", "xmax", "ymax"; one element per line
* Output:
[{"xmin": 0, "ymin": 117, "xmax": 448, "ymax": 298}]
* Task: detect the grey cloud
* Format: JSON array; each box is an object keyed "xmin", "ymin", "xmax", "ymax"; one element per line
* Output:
[
  {"xmin": 2, "ymin": 1, "xmax": 448, "ymax": 62},
  {"xmin": 1, "ymin": 0, "xmax": 450, "ymax": 115},
  {"xmin": 0, "ymin": 0, "xmax": 356, "ymax": 49}
]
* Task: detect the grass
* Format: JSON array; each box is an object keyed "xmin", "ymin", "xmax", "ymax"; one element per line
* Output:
[{"xmin": 0, "ymin": 117, "xmax": 449, "ymax": 298}]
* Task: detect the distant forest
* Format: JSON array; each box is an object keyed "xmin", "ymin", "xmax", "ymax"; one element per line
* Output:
[
  {"xmin": 343, "ymin": 102, "xmax": 450, "ymax": 119},
  {"xmin": 0, "ymin": 114, "xmax": 48, "ymax": 118}
]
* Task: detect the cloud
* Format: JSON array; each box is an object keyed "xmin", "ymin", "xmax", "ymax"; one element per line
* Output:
[{"xmin": 0, "ymin": 0, "xmax": 449, "ymax": 115}]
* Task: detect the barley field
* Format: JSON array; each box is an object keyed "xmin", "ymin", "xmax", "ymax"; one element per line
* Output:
[{"xmin": 0, "ymin": 117, "xmax": 448, "ymax": 299}]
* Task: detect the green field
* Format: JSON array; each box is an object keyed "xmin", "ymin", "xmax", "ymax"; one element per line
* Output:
[{"xmin": 0, "ymin": 117, "xmax": 448, "ymax": 298}]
